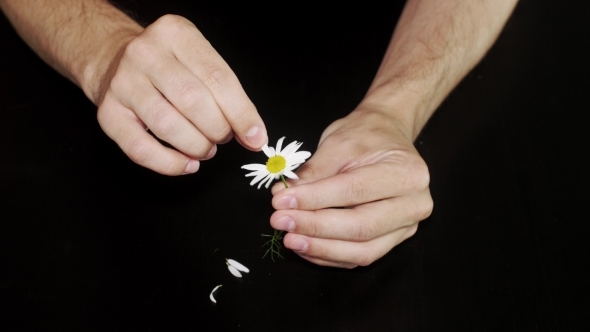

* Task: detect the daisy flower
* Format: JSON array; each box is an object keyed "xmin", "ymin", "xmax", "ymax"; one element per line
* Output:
[{"xmin": 241, "ymin": 137, "xmax": 311, "ymax": 189}]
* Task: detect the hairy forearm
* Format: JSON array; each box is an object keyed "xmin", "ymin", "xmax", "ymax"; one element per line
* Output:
[
  {"xmin": 361, "ymin": 0, "xmax": 518, "ymax": 140},
  {"xmin": 0, "ymin": 0, "xmax": 142, "ymax": 103}
]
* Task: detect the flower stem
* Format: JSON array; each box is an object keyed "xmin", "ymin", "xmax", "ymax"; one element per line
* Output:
[
  {"xmin": 261, "ymin": 175, "xmax": 290, "ymax": 261},
  {"xmin": 280, "ymin": 174, "xmax": 289, "ymax": 188}
]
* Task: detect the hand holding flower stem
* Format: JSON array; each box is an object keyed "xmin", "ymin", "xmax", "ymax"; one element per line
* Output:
[
  {"xmin": 241, "ymin": 137, "xmax": 311, "ymax": 261},
  {"xmin": 261, "ymin": 175, "xmax": 289, "ymax": 261}
]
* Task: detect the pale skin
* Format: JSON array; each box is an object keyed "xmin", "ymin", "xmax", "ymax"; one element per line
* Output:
[
  {"xmin": 0, "ymin": 0, "xmax": 518, "ymax": 268},
  {"xmin": 271, "ymin": 0, "xmax": 518, "ymax": 268},
  {"xmin": 0, "ymin": 0, "xmax": 268, "ymax": 175}
]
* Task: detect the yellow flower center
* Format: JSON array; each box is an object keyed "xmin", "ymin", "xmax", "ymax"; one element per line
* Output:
[{"xmin": 266, "ymin": 155, "xmax": 286, "ymax": 173}]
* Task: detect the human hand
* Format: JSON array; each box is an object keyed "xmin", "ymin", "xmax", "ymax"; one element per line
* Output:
[
  {"xmin": 95, "ymin": 15, "xmax": 267, "ymax": 175},
  {"xmin": 270, "ymin": 110, "xmax": 433, "ymax": 268}
]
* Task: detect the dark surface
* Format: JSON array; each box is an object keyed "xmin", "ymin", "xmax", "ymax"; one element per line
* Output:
[{"xmin": 1, "ymin": 1, "xmax": 589, "ymax": 331}]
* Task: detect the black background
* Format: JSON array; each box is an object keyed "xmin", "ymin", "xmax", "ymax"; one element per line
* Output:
[{"xmin": 1, "ymin": 0, "xmax": 589, "ymax": 330}]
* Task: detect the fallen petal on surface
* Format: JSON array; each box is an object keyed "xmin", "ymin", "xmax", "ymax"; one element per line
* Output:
[
  {"xmin": 227, "ymin": 259, "xmax": 250, "ymax": 273},
  {"xmin": 210, "ymin": 285, "xmax": 222, "ymax": 303},
  {"xmin": 227, "ymin": 264, "xmax": 242, "ymax": 277}
]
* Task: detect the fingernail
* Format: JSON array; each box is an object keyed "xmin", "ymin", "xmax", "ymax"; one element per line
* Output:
[
  {"xmin": 289, "ymin": 237, "xmax": 308, "ymax": 252},
  {"xmin": 183, "ymin": 160, "xmax": 200, "ymax": 174},
  {"xmin": 274, "ymin": 215, "xmax": 295, "ymax": 231},
  {"xmin": 245, "ymin": 126, "xmax": 267, "ymax": 148},
  {"xmin": 276, "ymin": 195, "xmax": 297, "ymax": 209},
  {"xmin": 202, "ymin": 145, "xmax": 217, "ymax": 160}
]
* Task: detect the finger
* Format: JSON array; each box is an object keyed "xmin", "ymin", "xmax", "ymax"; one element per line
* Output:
[
  {"xmin": 270, "ymin": 139, "xmax": 345, "ymax": 195},
  {"xmin": 168, "ymin": 17, "xmax": 268, "ymax": 149},
  {"xmin": 146, "ymin": 58, "xmax": 232, "ymax": 143},
  {"xmin": 271, "ymin": 194, "xmax": 431, "ymax": 242},
  {"xmin": 97, "ymin": 96, "xmax": 199, "ymax": 175},
  {"xmin": 296, "ymin": 254, "xmax": 358, "ymax": 269},
  {"xmin": 119, "ymin": 81, "xmax": 214, "ymax": 160},
  {"xmin": 272, "ymin": 160, "xmax": 428, "ymax": 210},
  {"xmin": 283, "ymin": 226, "xmax": 418, "ymax": 267}
]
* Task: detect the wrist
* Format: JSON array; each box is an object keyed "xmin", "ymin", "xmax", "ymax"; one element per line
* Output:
[
  {"xmin": 77, "ymin": 26, "xmax": 142, "ymax": 105},
  {"xmin": 356, "ymin": 82, "xmax": 436, "ymax": 142}
]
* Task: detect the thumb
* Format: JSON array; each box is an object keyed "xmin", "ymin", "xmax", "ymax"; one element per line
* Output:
[{"xmin": 271, "ymin": 136, "xmax": 348, "ymax": 194}]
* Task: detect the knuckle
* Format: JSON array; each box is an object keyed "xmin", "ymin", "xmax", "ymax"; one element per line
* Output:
[
  {"xmin": 403, "ymin": 195, "xmax": 433, "ymax": 226},
  {"xmin": 194, "ymin": 141, "xmax": 213, "ymax": 159},
  {"xmin": 156, "ymin": 14, "xmax": 183, "ymax": 25},
  {"xmin": 296, "ymin": 162, "xmax": 319, "ymax": 180},
  {"xmin": 418, "ymin": 196, "xmax": 434, "ymax": 220},
  {"xmin": 153, "ymin": 14, "xmax": 191, "ymax": 34},
  {"xmin": 410, "ymin": 194, "xmax": 434, "ymax": 222},
  {"xmin": 127, "ymin": 140, "xmax": 182, "ymax": 175},
  {"xmin": 125, "ymin": 139, "xmax": 152, "ymax": 166},
  {"xmin": 176, "ymin": 82, "xmax": 205, "ymax": 111},
  {"xmin": 124, "ymin": 37, "xmax": 155, "ymax": 63},
  {"xmin": 209, "ymin": 125, "xmax": 232, "ymax": 143},
  {"xmin": 352, "ymin": 222, "xmax": 375, "ymax": 242},
  {"xmin": 409, "ymin": 158, "xmax": 431, "ymax": 189},
  {"xmin": 305, "ymin": 217, "xmax": 322, "ymax": 238},
  {"xmin": 343, "ymin": 175, "xmax": 368, "ymax": 206},
  {"xmin": 96, "ymin": 104, "xmax": 112, "ymax": 128},
  {"xmin": 203, "ymin": 66, "xmax": 229, "ymax": 91},
  {"xmin": 230, "ymin": 105, "xmax": 250, "ymax": 123},
  {"xmin": 159, "ymin": 161, "xmax": 183, "ymax": 176},
  {"xmin": 354, "ymin": 249, "xmax": 377, "ymax": 267},
  {"xmin": 149, "ymin": 105, "xmax": 176, "ymax": 136},
  {"xmin": 398, "ymin": 225, "xmax": 419, "ymax": 245},
  {"xmin": 406, "ymin": 225, "xmax": 419, "ymax": 239}
]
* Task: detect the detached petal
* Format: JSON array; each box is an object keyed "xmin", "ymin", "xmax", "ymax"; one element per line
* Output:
[
  {"xmin": 227, "ymin": 265, "xmax": 242, "ymax": 277},
  {"xmin": 227, "ymin": 259, "xmax": 250, "ymax": 273},
  {"xmin": 210, "ymin": 285, "xmax": 222, "ymax": 303}
]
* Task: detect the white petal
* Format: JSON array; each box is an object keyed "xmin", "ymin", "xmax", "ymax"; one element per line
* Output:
[
  {"xmin": 245, "ymin": 170, "xmax": 267, "ymax": 177},
  {"xmin": 287, "ymin": 160, "xmax": 306, "ymax": 167},
  {"xmin": 262, "ymin": 145, "xmax": 276, "ymax": 158},
  {"xmin": 227, "ymin": 259, "xmax": 249, "ymax": 273},
  {"xmin": 241, "ymin": 163, "xmax": 266, "ymax": 171},
  {"xmin": 289, "ymin": 151, "xmax": 311, "ymax": 161},
  {"xmin": 210, "ymin": 285, "xmax": 222, "ymax": 303},
  {"xmin": 245, "ymin": 169, "xmax": 268, "ymax": 176},
  {"xmin": 264, "ymin": 175, "xmax": 275, "ymax": 189},
  {"xmin": 250, "ymin": 172, "xmax": 269, "ymax": 186},
  {"xmin": 262, "ymin": 144, "xmax": 274, "ymax": 158},
  {"xmin": 279, "ymin": 141, "xmax": 300, "ymax": 157},
  {"xmin": 286, "ymin": 165, "xmax": 302, "ymax": 172},
  {"xmin": 283, "ymin": 170, "xmax": 299, "ymax": 180},
  {"xmin": 275, "ymin": 137, "xmax": 286, "ymax": 154},
  {"xmin": 227, "ymin": 265, "xmax": 242, "ymax": 277},
  {"xmin": 258, "ymin": 173, "xmax": 274, "ymax": 189}
]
